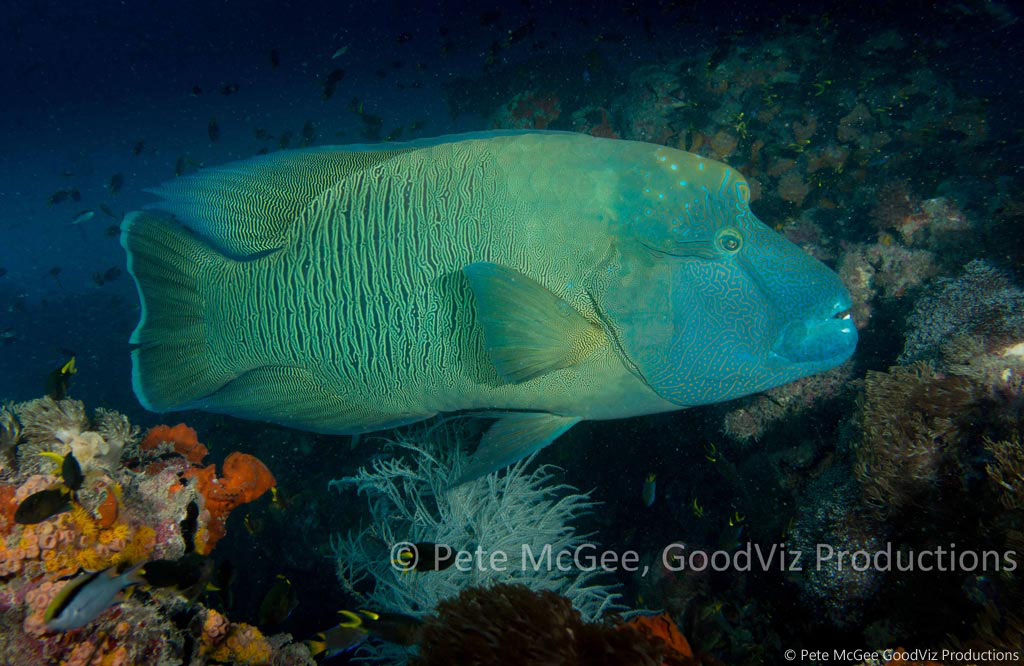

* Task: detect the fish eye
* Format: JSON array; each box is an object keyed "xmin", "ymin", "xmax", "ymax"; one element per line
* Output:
[{"xmin": 717, "ymin": 230, "xmax": 742, "ymax": 254}]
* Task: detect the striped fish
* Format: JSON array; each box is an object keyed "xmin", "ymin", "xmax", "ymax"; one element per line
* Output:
[{"xmin": 121, "ymin": 131, "xmax": 855, "ymax": 480}]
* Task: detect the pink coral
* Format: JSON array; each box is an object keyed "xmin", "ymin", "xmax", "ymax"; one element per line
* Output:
[{"xmin": 15, "ymin": 474, "xmax": 56, "ymax": 502}]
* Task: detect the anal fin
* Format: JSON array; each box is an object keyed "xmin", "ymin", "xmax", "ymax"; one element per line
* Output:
[{"xmin": 454, "ymin": 412, "xmax": 579, "ymax": 484}]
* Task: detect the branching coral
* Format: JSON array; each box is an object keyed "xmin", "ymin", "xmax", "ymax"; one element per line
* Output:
[
  {"xmin": 330, "ymin": 428, "xmax": 621, "ymax": 661},
  {"xmin": 412, "ymin": 584, "xmax": 691, "ymax": 666},
  {"xmin": 985, "ymin": 434, "xmax": 1024, "ymax": 510},
  {"xmin": 854, "ymin": 362, "xmax": 974, "ymax": 517}
]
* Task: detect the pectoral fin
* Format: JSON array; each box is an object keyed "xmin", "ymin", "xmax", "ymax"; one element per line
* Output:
[
  {"xmin": 463, "ymin": 262, "xmax": 605, "ymax": 383},
  {"xmin": 454, "ymin": 412, "xmax": 580, "ymax": 484}
]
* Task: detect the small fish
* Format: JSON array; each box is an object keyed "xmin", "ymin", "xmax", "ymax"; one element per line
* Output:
[
  {"xmin": 243, "ymin": 512, "xmax": 263, "ymax": 536},
  {"xmin": 103, "ymin": 267, "xmax": 122, "ymax": 282},
  {"xmin": 220, "ymin": 82, "xmax": 240, "ymax": 96},
  {"xmin": 279, "ymin": 131, "xmax": 293, "ymax": 149},
  {"xmin": 46, "ymin": 356, "xmax": 76, "ymax": 400},
  {"xmin": 0, "ymin": 267, "xmax": 7, "ymax": 278},
  {"xmin": 301, "ymin": 121, "xmax": 316, "ymax": 144},
  {"xmin": 394, "ymin": 542, "xmax": 456, "ymax": 572},
  {"xmin": 307, "ymin": 610, "xmax": 422, "ymax": 658},
  {"xmin": 1, "ymin": 327, "xmax": 16, "ymax": 345},
  {"xmin": 70, "ymin": 189, "xmax": 81, "ymax": 202},
  {"xmin": 704, "ymin": 442, "xmax": 718, "ymax": 463},
  {"xmin": 258, "ymin": 575, "xmax": 298, "ymax": 628},
  {"xmin": 70, "ymin": 210, "xmax": 95, "ymax": 225},
  {"xmin": 104, "ymin": 225, "xmax": 121, "ymax": 238},
  {"xmin": 141, "ymin": 553, "xmax": 215, "ymax": 601},
  {"xmin": 699, "ymin": 600, "xmax": 723, "ymax": 620},
  {"xmin": 191, "ymin": 85, "xmax": 202, "ymax": 96},
  {"xmin": 132, "ymin": 140, "xmax": 145, "ymax": 156},
  {"xmin": 15, "ymin": 487, "xmax": 71, "ymax": 524},
  {"xmin": 270, "ymin": 49, "xmax": 280, "ymax": 68},
  {"xmin": 48, "ymin": 190, "xmax": 70, "ymax": 205},
  {"xmin": 396, "ymin": 32, "xmax": 412, "ymax": 44},
  {"xmin": 61, "ymin": 451, "xmax": 84, "ymax": 492},
  {"xmin": 99, "ymin": 203, "xmax": 117, "ymax": 218},
  {"xmin": 208, "ymin": 118, "xmax": 220, "ymax": 143},
  {"xmin": 349, "ymin": 97, "xmax": 363, "ymax": 115},
  {"xmin": 108, "ymin": 174, "xmax": 124, "ymax": 194},
  {"xmin": 213, "ymin": 559, "xmax": 236, "ymax": 609},
  {"xmin": 331, "ymin": 45, "xmax": 348, "ymax": 59},
  {"xmin": 269, "ymin": 485, "xmax": 288, "ymax": 511},
  {"xmin": 322, "ymin": 68, "xmax": 344, "ymax": 101},
  {"xmin": 45, "ymin": 563, "xmax": 146, "ymax": 631},
  {"xmin": 253, "ymin": 127, "xmax": 270, "ymax": 140},
  {"xmin": 642, "ymin": 473, "xmax": 656, "ymax": 508}
]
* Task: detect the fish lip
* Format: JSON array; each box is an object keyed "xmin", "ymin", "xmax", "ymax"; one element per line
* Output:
[{"xmin": 770, "ymin": 295, "xmax": 858, "ymax": 366}]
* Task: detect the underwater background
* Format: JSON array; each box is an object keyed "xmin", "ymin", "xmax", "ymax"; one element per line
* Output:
[{"xmin": 1, "ymin": 0, "xmax": 1023, "ymax": 664}]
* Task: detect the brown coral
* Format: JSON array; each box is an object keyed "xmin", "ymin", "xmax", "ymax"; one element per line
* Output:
[
  {"xmin": 413, "ymin": 583, "xmax": 692, "ymax": 666},
  {"xmin": 855, "ymin": 362, "xmax": 975, "ymax": 517},
  {"xmin": 985, "ymin": 434, "xmax": 1024, "ymax": 510}
]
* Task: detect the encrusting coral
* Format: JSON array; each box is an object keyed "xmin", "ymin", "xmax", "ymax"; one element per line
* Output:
[{"xmin": 141, "ymin": 423, "xmax": 275, "ymax": 554}]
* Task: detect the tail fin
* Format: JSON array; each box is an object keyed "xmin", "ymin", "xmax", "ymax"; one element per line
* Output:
[{"xmin": 121, "ymin": 212, "xmax": 236, "ymax": 411}]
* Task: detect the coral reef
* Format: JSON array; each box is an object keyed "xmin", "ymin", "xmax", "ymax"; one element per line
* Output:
[
  {"xmin": 412, "ymin": 583, "xmax": 693, "ymax": 666},
  {"xmin": 901, "ymin": 260, "xmax": 1024, "ymax": 364},
  {"xmin": 984, "ymin": 434, "xmax": 1024, "ymax": 510},
  {"xmin": 837, "ymin": 239, "xmax": 937, "ymax": 325},
  {"xmin": 491, "ymin": 90, "xmax": 561, "ymax": 129},
  {"xmin": 722, "ymin": 362, "xmax": 854, "ymax": 442},
  {"xmin": 853, "ymin": 362, "xmax": 974, "ymax": 517},
  {"xmin": 330, "ymin": 426, "xmax": 621, "ymax": 661},
  {"xmin": 0, "ymin": 396, "xmax": 307, "ymax": 665},
  {"xmin": 184, "ymin": 451, "xmax": 276, "ymax": 554},
  {"xmin": 200, "ymin": 608, "xmax": 274, "ymax": 665},
  {"xmin": 788, "ymin": 472, "xmax": 887, "ymax": 626},
  {"xmin": 142, "ymin": 423, "xmax": 208, "ymax": 464}
]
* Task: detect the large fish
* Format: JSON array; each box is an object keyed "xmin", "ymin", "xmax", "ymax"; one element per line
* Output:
[{"xmin": 121, "ymin": 131, "xmax": 856, "ymax": 480}]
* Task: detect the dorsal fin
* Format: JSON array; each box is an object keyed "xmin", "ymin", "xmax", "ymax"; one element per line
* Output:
[{"xmin": 146, "ymin": 147, "xmax": 410, "ymax": 257}]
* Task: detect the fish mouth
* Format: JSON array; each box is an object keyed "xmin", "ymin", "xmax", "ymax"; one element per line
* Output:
[{"xmin": 770, "ymin": 298, "xmax": 858, "ymax": 366}]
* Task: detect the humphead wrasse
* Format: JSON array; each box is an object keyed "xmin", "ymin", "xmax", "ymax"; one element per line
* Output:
[{"xmin": 121, "ymin": 131, "xmax": 856, "ymax": 480}]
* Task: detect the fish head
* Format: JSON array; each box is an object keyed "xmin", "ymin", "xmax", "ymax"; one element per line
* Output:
[{"xmin": 590, "ymin": 144, "xmax": 856, "ymax": 406}]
